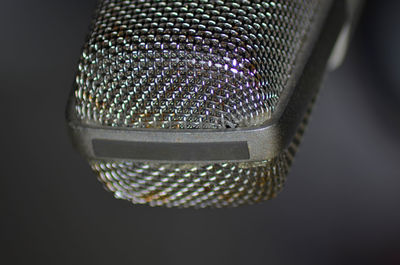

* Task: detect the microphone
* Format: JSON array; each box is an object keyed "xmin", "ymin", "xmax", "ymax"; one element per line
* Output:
[{"xmin": 67, "ymin": 0, "xmax": 355, "ymax": 207}]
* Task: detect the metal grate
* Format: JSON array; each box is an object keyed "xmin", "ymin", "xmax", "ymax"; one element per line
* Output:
[
  {"xmin": 74, "ymin": 0, "xmax": 323, "ymax": 129},
  {"xmin": 91, "ymin": 154, "xmax": 291, "ymax": 207},
  {"xmin": 89, "ymin": 104, "xmax": 310, "ymax": 208},
  {"xmin": 72, "ymin": 0, "xmax": 328, "ymax": 207}
]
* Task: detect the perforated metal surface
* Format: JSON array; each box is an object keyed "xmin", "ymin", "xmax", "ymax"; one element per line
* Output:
[
  {"xmin": 91, "ymin": 153, "xmax": 290, "ymax": 207},
  {"xmin": 74, "ymin": 0, "xmax": 324, "ymax": 129},
  {"xmin": 89, "ymin": 105, "xmax": 310, "ymax": 208},
  {"xmin": 72, "ymin": 0, "xmax": 328, "ymax": 207}
]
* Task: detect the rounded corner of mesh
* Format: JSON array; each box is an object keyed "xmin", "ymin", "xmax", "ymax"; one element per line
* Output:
[{"xmin": 89, "ymin": 150, "xmax": 294, "ymax": 208}]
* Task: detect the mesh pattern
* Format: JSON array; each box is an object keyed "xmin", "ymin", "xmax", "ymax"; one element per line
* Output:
[
  {"xmin": 90, "ymin": 105, "xmax": 310, "ymax": 208},
  {"xmin": 74, "ymin": 0, "xmax": 323, "ymax": 129},
  {"xmin": 91, "ymin": 155, "xmax": 290, "ymax": 208},
  {"xmin": 72, "ymin": 0, "xmax": 325, "ymax": 207}
]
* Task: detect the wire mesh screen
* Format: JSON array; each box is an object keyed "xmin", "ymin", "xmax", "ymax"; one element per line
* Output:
[
  {"xmin": 72, "ymin": 0, "xmax": 328, "ymax": 207},
  {"xmin": 74, "ymin": 0, "xmax": 324, "ymax": 129}
]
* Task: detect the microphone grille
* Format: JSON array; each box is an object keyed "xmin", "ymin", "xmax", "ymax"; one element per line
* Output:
[
  {"xmin": 71, "ymin": 0, "xmax": 330, "ymax": 207},
  {"xmin": 74, "ymin": 0, "xmax": 323, "ymax": 129},
  {"xmin": 92, "ymin": 154, "xmax": 291, "ymax": 207},
  {"xmin": 89, "ymin": 110, "xmax": 309, "ymax": 208}
]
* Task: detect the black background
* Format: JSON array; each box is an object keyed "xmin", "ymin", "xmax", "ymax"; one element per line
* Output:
[{"xmin": 1, "ymin": 1, "xmax": 400, "ymax": 264}]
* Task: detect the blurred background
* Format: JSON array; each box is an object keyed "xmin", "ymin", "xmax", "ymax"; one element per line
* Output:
[{"xmin": 1, "ymin": 1, "xmax": 399, "ymax": 264}]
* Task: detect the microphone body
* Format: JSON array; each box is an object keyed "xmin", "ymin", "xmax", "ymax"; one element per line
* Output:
[{"xmin": 67, "ymin": 0, "xmax": 353, "ymax": 207}]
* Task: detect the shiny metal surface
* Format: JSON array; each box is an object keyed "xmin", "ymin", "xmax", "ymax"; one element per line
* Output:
[
  {"xmin": 90, "ymin": 116, "xmax": 307, "ymax": 207},
  {"xmin": 4, "ymin": 0, "xmax": 400, "ymax": 263},
  {"xmin": 68, "ymin": 0, "xmax": 339, "ymax": 207},
  {"xmin": 74, "ymin": 0, "xmax": 325, "ymax": 129}
]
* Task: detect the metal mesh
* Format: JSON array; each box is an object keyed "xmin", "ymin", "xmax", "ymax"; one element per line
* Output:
[
  {"xmin": 74, "ymin": 0, "xmax": 323, "ymax": 129},
  {"xmin": 72, "ymin": 0, "xmax": 325, "ymax": 207},
  {"xmin": 92, "ymin": 154, "xmax": 290, "ymax": 207},
  {"xmin": 90, "ymin": 109, "xmax": 308, "ymax": 208}
]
